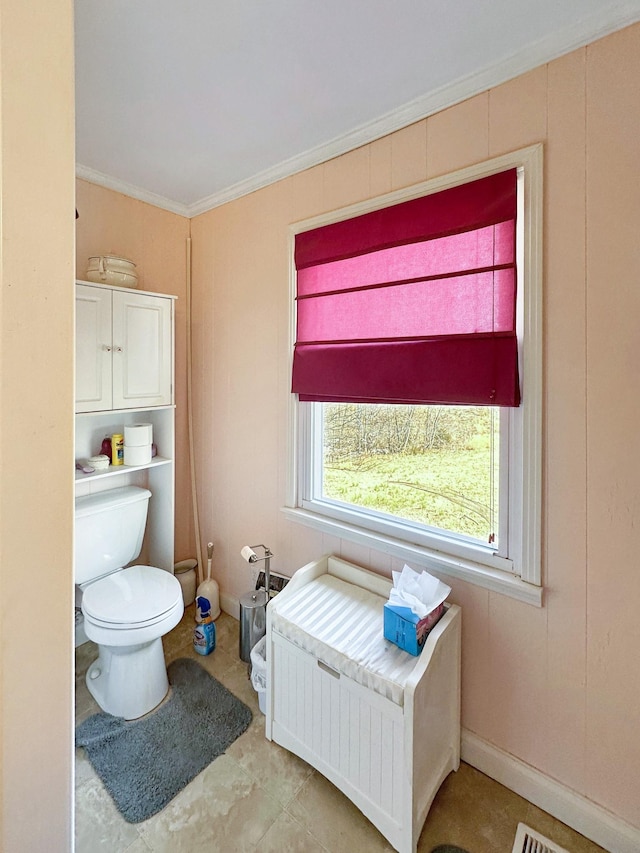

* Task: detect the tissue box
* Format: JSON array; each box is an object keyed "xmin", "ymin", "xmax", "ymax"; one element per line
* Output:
[{"xmin": 383, "ymin": 601, "xmax": 446, "ymax": 655}]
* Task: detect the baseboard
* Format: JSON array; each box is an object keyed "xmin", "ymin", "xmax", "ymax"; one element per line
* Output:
[
  {"xmin": 461, "ymin": 729, "xmax": 640, "ymax": 853},
  {"xmin": 220, "ymin": 592, "xmax": 239, "ymax": 621}
]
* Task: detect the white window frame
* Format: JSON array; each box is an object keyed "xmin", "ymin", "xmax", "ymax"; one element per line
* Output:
[{"xmin": 283, "ymin": 144, "xmax": 543, "ymax": 606}]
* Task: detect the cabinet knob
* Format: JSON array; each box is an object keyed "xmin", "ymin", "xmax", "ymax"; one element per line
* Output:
[
  {"xmin": 115, "ymin": 346, "xmax": 123, "ymax": 353},
  {"xmin": 103, "ymin": 345, "xmax": 112, "ymax": 352}
]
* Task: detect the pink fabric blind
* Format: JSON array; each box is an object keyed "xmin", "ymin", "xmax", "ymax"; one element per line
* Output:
[{"xmin": 292, "ymin": 169, "xmax": 520, "ymax": 407}]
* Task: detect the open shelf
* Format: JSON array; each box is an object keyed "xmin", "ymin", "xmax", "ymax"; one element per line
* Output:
[{"xmin": 75, "ymin": 455, "xmax": 171, "ymax": 483}]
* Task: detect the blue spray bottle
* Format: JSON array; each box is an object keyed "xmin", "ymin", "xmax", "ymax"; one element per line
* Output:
[{"xmin": 193, "ymin": 596, "xmax": 216, "ymax": 655}]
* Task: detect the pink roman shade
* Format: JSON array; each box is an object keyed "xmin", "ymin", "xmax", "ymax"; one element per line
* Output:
[{"xmin": 292, "ymin": 169, "xmax": 520, "ymax": 407}]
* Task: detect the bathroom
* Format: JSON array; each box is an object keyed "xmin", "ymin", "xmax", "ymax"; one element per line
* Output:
[{"xmin": 2, "ymin": 3, "xmax": 640, "ymax": 852}]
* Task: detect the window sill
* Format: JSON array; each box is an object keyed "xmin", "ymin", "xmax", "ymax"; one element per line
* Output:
[{"xmin": 282, "ymin": 506, "xmax": 543, "ymax": 607}]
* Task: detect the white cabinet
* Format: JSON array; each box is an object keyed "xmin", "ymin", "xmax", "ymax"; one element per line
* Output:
[
  {"xmin": 74, "ymin": 280, "xmax": 177, "ymax": 575},
  {"xmin": 76, "ymin": 281, "xmax": 173, "ymax": 413},
  {"xmin": 76, "ymin": 283, "xmax": 112, "ymax": 412}
]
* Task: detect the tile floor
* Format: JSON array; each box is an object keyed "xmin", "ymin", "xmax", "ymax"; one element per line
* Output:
[{"xmin": 75, "ymin": 605, "xmax": 608, "ymax": 853}]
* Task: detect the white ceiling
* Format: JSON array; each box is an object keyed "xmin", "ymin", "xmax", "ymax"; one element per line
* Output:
[{"xmin": 75, "ymin": 0, "xmax": 640, "ymax": 217}]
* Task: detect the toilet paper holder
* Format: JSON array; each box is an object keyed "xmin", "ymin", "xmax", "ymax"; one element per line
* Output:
[{"xmin": 240, "ymin": 544, "xmax": 273, "ymax": 598}]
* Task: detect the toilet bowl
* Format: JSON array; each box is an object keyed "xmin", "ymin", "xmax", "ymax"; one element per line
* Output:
[
  {"xmin": 75, "ymin": 486, "xmax": 184, "ymax": 720},
  {"xmin": 82, "ymin": 565, "xmax": 183, "ymax": 719}
]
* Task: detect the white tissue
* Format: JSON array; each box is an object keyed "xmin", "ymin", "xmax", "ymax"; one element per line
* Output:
[
  {"xmin": 241, "ymin": 545, "xmax": 257, "ymax": 563},
  {"xmin": 388, "ymin": 564, "xmax": 451, "ymax": 619}
]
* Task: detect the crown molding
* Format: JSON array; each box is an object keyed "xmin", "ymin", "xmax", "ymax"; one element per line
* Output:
[
  {"xmin": 75, "ymin": 164, "xmax": 191, "ymax": 218},
  {"xmin": 76, "ymin": 1, "xmax": 640, "ymax": 218}
]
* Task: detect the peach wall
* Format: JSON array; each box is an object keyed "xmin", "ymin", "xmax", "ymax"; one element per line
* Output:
[
  {"xmin": 75, "ymin": 181, "xmax": 195, "ymax": 562},
  {"xmin": 0, "ymin": 0, "xmax": 75, "ymax": 849},
  {"xmin": 190, "ymin": 24, "xmax": 640, "ymax": 830}
]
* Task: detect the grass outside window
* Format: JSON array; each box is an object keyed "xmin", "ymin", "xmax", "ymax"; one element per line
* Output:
[{"xmin": 321, "ymin": 403, "xmax": 499, "ymax": 546}]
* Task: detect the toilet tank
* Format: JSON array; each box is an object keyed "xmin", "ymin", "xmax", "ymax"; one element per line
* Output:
[{"xmin": 75, "ymin": 486, "xmax": 152, "ymax": 585}]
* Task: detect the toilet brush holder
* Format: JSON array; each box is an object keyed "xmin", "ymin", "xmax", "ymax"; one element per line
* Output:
[{"xmin": 196, "ymin": 542, "xmax": 220, "ymax": 620}]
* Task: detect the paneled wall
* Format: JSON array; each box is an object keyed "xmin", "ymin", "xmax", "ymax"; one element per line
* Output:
[{"xmin": 190, "ymin": 24, "xmax": 640, "ymax": 830}]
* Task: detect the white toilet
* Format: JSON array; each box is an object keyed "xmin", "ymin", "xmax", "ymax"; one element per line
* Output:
[{"xmin": 75, "ymin": 485, "xmax": 184, "ymax": 720}]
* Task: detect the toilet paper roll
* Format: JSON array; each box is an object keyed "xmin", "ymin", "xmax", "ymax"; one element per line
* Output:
[
  {"xmin": 241, "ymin": 545, "xmax": 258, "ymax": 563},
  {"xmin": 123, "ymin": 444, "xmax": 152, "ymax": 466},
  {"xmin": 124, "ymin": 423, "xmax": 153, "ymax": 447}
]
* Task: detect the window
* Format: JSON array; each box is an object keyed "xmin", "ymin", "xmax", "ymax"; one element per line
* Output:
[
  {"xmin": 285, "ymin": 146, "xmax": 542, "ymax": 605},
  {"xmin": 319, "ymin": 402, "xmax": 499, "ymax": 545}
]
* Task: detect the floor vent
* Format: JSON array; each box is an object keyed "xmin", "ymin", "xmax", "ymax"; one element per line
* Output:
[{"xmin": 512, "ymin": 823, "xmax": 570, "ymax": 853}]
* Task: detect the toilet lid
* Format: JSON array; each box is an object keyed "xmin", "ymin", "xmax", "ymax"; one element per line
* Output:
[{"xmin": 82, "ymin": 565, "xmax": 182, "ymax": 626}]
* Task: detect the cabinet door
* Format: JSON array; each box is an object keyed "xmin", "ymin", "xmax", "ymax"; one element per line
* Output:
[
  {"xmin": 111, "ymin": 290, "xmax": 172, "ymax": 409},
  {"xmin": 75, "ymin": 284, "xmax": 113, "ymax": 412}
]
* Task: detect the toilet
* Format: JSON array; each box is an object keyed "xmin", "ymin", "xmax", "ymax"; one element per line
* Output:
[{"xmin": 75, "ymin": 485, "xmax": 184, "ymax": 720}]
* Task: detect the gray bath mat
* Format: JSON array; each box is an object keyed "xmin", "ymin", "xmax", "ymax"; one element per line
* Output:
[{"xmin": 75, "ymin": 657, "xmax": 252, "ymax": 823}]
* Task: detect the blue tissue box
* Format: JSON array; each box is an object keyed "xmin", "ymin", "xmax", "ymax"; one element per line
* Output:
[{"xmin": 383, "ymin": 601, "xmax": 445, "ymax": 656}]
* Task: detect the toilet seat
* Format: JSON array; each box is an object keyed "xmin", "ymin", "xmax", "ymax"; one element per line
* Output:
[
  {"xmin": 85, "ymin": 605, "xmax": 180, "ymax": 632},
  {"xmin": 82, "ymin": 565, "xmax": 182, "ymax": 629}
]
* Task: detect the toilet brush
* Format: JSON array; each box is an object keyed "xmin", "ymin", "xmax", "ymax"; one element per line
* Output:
[{"xmin": 196, "ymin": 542, "xmax": 221, "ymax": 621}]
